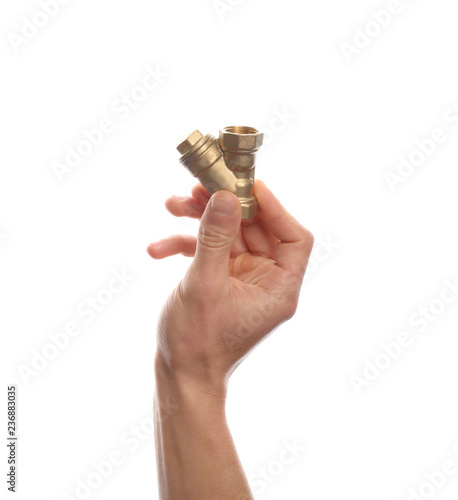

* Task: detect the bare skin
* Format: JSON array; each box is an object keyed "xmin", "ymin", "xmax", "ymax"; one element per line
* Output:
[{"xmin": 148, "ymin": 180, "xmax": 314, "ymax": 500}]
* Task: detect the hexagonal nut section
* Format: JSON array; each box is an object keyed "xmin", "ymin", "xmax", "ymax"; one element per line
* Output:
[
  {"xmin": 219, "ymin": 126, "xmax": 264, "ymax": 151},
  {"xmin": 240, "ymin": 201, "xmax": 258, "ymax": 219},
  {"xmin": 177, "ymin": 130, "xmax": 204, "ymax": 155}
]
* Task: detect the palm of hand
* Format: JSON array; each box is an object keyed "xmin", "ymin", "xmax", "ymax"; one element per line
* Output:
[{"xmin": 149, "ymin": 181, "xmax": 313, "ymax": 363}]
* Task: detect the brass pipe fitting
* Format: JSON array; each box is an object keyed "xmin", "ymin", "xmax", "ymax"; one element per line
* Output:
[
  {"xmin": 218, "ymin": 126, "xmax": 263, "ymax": 219},
  {"xmin": 177, "ymin": 126, "xmax": 263, "ymax": 219},
  {"xmin": 177, "ymin": 130, "xmax": 238, "ymax": 196}
]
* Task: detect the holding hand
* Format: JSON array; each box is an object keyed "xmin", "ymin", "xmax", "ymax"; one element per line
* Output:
[{"xmin": 148, "ymin": 180, "xmax": 314, "ymax": 398}]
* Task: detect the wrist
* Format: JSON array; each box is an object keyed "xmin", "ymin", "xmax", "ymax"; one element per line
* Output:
[{"xmin": 154, "ymin": 352, "xmax": 228, "ymax": 413}]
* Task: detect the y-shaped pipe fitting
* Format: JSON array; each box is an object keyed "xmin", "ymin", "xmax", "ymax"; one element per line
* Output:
[{"xmin": 177, "ymin": 126, "xmax": 263, "ymax": 219}]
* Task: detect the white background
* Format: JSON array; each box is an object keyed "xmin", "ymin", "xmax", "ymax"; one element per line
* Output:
[{"xmin": 2, "ymin": 0, "xmax": 458, "ymax": 499}]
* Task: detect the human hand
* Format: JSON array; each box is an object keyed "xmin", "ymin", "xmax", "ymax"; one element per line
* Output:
[{"xmin": 148, "ymin": 180, "xmax": 314, "ymax": 397}]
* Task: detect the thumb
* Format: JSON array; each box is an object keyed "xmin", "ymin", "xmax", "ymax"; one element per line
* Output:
[{"xmin": 191, "ymin": 190, "xmax": 241, "ymax": 284}]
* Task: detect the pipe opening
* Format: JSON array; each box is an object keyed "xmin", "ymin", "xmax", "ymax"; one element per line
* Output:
[{"xmin": 224, "ymin": 126, "xmax": 259, "ymax": 135}]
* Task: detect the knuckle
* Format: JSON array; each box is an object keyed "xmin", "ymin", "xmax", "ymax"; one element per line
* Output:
[
  {"xmin": 198, "ymin": 225, "xmax": 232, "ymax": 250},
  {"xmin": 300, "ymin": 227, "xmax": 314, "ymax": 247},
  {"xmin": 305, "ymin": 229, "xmax": 314, "ymax": 246}
]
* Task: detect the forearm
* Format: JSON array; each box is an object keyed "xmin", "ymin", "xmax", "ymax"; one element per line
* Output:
[{"xmin": 154, "ymin": 355, "xmax": 254, "ymax": 500}]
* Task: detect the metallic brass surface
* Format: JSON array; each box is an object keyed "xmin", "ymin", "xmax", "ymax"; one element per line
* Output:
[
  {"xmin": 177, "ymin": 130, "xmax": 238, "ymax": 196},
  {"xmin": 219, "ymin": 126, "xmax": 263, "ymax": 219},
  {"xmin": 177, "ymin": 126, "xmax": 263, "ymax": 219}
]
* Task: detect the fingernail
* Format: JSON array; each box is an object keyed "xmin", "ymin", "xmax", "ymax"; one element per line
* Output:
[{"xmin": 211, "ymin": 196, "xmax": 236, "ymax": 216}]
